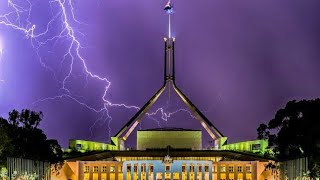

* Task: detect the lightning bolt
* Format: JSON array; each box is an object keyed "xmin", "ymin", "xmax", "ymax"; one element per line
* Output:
[{"xmin": 0, "ymin": 0, "xmax": 197, "ymax": 142}]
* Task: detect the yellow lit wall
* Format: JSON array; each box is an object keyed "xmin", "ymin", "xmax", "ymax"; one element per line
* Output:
[
  {"xmin": 137, "ymin": 130, "xmax": 202, "ymax": 150},
  {"xmin": 68, "ymin": 139, "xmax": 118, "ymax": 152},
  {"xmin": 220, "ymin": 139, "xmax": 268, "ymax": 155}
]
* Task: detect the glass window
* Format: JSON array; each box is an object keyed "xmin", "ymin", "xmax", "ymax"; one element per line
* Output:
[
  {"xmin": 205, "ymin": 165, "xmax": 209, "ymax": 172},
  {"xmin": 237, "ymin": 166, "xmax": 243, "ymax": 172},
  {"xmin": 93, "ymin": 166, "xmax": 99, "ymax": 172},
  {"xmin": 127, "ymin": 165, "xmax": 131, "ymax": 172},
  {"xmin": 245, "ymin": 165, "xmax": 251, "ymax": 172},
  {"xmin": 198, "ymin": 165, "xmax": 202, "ymax": 172},
  {"xmin": 142, "ymin": 164, "xmax": 146, "ymax": 172},
  {"xmin": 246, "ymin": 173, "xmax": 252, "ymax": 180},
  {"xmin": 134, "ymin": 165, "xmax": 138, "ymax": 173},
  {"xmin": 212, "ymin": 165, "xmax": 217, "ymax": 172},
  {"xmin": 110, "ymin": 165, "xmax": 115, "ymax": 172},
  {"xmin": 220, "ymin": 165, "xmax": 226, "ymax": 172},
  {"xmin": 229, "ymin": 166, "xmax": 234, "ymax": 172},
  {"xmin": 84, "ymin": 165, "xmax": 90, "ymax": 173},
  {"xmin": 251, "ymin": 144, "xmax": 261, "ymax": 151},
  {"xmin": 93, "ymin": 173, "xmax": 98, "ymax": 180},
  {"xmin": 101, "ymin": 166, "xmax": 107, "ymax": 172},
  {"xmin": 76, "ymin": 144, "xmax": 82, "ymax": 151},
  {"xmin": 165, "ymin": 165, "xmax": 170, "ymax": 171},
  {"xmin": 182, "ymin": 165, "xmax": 186, "ymax": 172},
  {"xmin": 84, "ymin": 173, "xmax": 90, "ymax": 180}
]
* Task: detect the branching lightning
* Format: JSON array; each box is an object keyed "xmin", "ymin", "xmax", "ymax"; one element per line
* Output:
[
  {"xmin": 0, "ymin": 0, "xmax": 196, "ymax": 141},
  {"xmin": 0, "ymin": 37, "xmax": 3, "ymax": 83}
]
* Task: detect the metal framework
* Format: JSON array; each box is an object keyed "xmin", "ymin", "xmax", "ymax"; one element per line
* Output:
[{"xmin": 113, "ymin": 2, "xmax": 223, "ymax": 147}]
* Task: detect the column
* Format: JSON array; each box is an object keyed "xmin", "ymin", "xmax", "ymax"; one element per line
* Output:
[
  {"xmin": 202, "ymin": 163, "xmax": 205, "ymax": 180},
  {"xmin": 107, "ymin": 163, "xmax": 110, "ymax": 180},
  {"xmin": 138, "ymin": 163, "xmax": 142, "ymax": 180},
  {"xmin": 76, "ymin": 161, "xmax": 81, "ymax": 180},
  {"xmin": 226, "ymin": 164, "xmax": 229, "ymax": 180},
  {"xmin": 234, "ymin": 165, "xmax": 238, "ymax": 180},
  {"xmin": 217, "ymin": 164, "xmax": 220, "ymax": 180},
  {"xmin": 252, "ymin": 162, "xmax": 258, "ymax": 180},
  {"xmin": 98, "ymin": 164, "xmax": 101, "ymax": 180},
  {"xmin": 179, "ymin": 162, "xmax": 182, "ymax": 180},
  {"xmin": 89, "ymin": 163, "xmax": 93, "ymax": 180},
  {"xmin": 194, "ymin": 163, "xmax": 198, "ymax": 180},
  {"xmin": 146, "ymin": 163, "xmax": 149, "ymax": 180},
  {"xmin": 243, "ymin": 164, "xmax": 247, "ymax": 180},
  {"xmin": 131, "ymin": 164, "xmax": 134, "ymax": 180},
  {"xmin": 187, "ymin": 163, "xmax": 190, "ymax": 180},
  {"xmin": 209, "ymin": 163, "xmax": 212, "ymax": 180},
  {"xmin": 170, "ymin": 164, "xmax": 173, "ymax": 180},
  {"xmin": 123, "ymin": 163, "xmax": 127, "ymax": 180}
]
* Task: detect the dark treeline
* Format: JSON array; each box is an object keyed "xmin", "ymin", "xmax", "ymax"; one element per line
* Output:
[
  {"xmin": 0, "ymin": 109, "xmax": 63, "ymax": 167},
  {"xmin": 258, "ymin": 98, "xmax": 320, "ymax": 178}
]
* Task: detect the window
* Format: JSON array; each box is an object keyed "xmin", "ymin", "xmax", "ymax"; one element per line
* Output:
[
  {"xmin": 101, "ymin": 166, "xmax": 107, "ymax": 172},
  {"xmin": 76, "ymin": 144, "xmax": 82, "ymax": 151},
  {"xmin": 84, "ymin": 165, "xmax": 90, "ymax": 173},
  {"xmin": 149, "ymin": 165, "xmax": 154, "ymax": 173},
  {"xmin": 165, "ymin": 165, "xmax": 170, "ymax": 171},
  {"xmin": 198, "ymin": 165, "xmax": 202, "ymax": 172},
  {"xmin": 245, "ymin": 165, "xmax": 251, "ymax": 172},
  {"xmin": 205, "ymin": 165, "xmax": 209, "ymax": 172},
  {"xmin": 134, "ymin": 165, "xmax": 138, "ymax": 172},
  {"xmin": 93, "ymin": 173, "xmax": 98, "ymax": 180},
  {"xmin": 110, "ymin": 165, "xmax": 115, "ymax": 172},
  {"xmin": 190, "ymin": 164, "xmax": 194, "ymax": 172},
  {"xmin": 142, "ymin": 164, "xmax": 146, "ymax": 172},
  {"xmin": 229, "ymin": 173, "xmax": 234, "ymax": 180},
  {"xmin": 228, "ymin": 166, "xmax": 234, "ymax": 172},
  {"xmin": 212, "ymin": 165, "xmax": 217, "ymax": 172},
  {"xmin": 246, "ymin": 173, "xmax": 252, "ymax": 180},
  {"xmin": 118, "ymin": 165, "xmax": 122, "ymax": 172},
  {"xmin": 237, "ymin": 174, "xmax": 243, "ymax": 180},
  {"xmin": 220, "ymin": 165, "xmax": 226, "ymax": 172},
  {"xmin": 84, "ymin": 173, "xmax": 90, "ymax": 180},
  {"xmin": 182, "ymin": 165, "xmax": 186, "ymax": 172},
  {"xmin": 127, "ymin": 165, "xmax": 131, "ymax": 172},
  {"xmin": 237, "ymin": 166, "xmax": 243, "ymax": 172},
  {"xmin": 251, "ymin": 144, "xmax": 261, "ymax": 151},
  {"xmin": 93, "ymin": 166, "xmax": 99, "ymax": 172}
]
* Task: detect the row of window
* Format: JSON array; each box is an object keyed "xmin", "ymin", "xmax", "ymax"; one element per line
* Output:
[
  {"xmin": 84, "ymin": 165, "xmax": 122, "ymax": 173},
  {"xmin": 219, "ymin": 172, "xmax": 252, "ymax": 180},
  {"xmin": 115, "ymin": 157, "xmax": 222, "ymax": 162},
  {"xmin": 219, "ymin": 165, "xmax": 251, "ymax": 173},
  {"xmin": 84, "ymin": 164, "xmax": 251, "ymax": 174}
]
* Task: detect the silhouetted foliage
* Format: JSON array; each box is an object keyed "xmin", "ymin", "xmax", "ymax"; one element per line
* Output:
[
  {"xmin": 257, "ymin": 99, "xmax": 320, "ymax": 177},
  {"xmin": 0, "ymin": 109, "xmax": 63, "ymax": 167}
]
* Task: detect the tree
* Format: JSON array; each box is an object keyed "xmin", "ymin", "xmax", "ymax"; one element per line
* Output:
[
  {"xmin": 257, "ymin": 99, "xmax": 320, "ymax": 178},
  {"xmin": 0, "ymin": 109, "xmax": 63, "ymax": 167}
]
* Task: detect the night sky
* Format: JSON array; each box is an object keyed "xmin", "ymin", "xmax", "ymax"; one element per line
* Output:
[{"xmin": 1, "ymin": 0, "xmax": 320, "ymax": 148}]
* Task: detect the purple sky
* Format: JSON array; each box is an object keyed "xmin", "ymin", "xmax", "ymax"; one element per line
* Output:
[{"xmin": 1, "ymin": 0, "xmax": 320, "ymax": 148}]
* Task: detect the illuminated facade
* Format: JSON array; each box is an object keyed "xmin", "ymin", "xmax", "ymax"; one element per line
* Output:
[
  {"xmin": 57, "ymin": 128, "xmax": 276, "ymax": 180},
  {"xmin": 220, "ymin": 139, "xmax": 268, "ymax": 155},
  {"xmin": 54, "ymin": 2, "xmax": 277, "ymax": 180},
  {"xmin": 53, "ymin": 148, "xmax": 276, "ymax": 180},
  {"xmin": 137, "ymin": 128, "xmax": 202, "ymax": 150}
]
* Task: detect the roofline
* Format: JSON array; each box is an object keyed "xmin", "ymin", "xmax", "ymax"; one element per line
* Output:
[{"xmin": 64, "ymin": 149, "xmax": 275, "ymax": 162}]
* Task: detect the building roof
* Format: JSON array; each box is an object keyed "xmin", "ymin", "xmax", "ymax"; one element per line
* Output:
[
  {"xmin": 138, "ymin": 127, "xmax": 200, "ymax": 131},
  {"xmin": 65, "ymin": 149, "xmax": 274, "ymax": 162}
]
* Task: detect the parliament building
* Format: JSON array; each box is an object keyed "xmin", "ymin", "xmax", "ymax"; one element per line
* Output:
[{"xmin": 52, "ymin": 2, "xmax": 277, "ymax": 179}]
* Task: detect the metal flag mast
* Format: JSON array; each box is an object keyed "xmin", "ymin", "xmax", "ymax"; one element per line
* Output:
[{"xmin": 112, "ymin": 0, "xmax": 224, "ymax": 150}]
